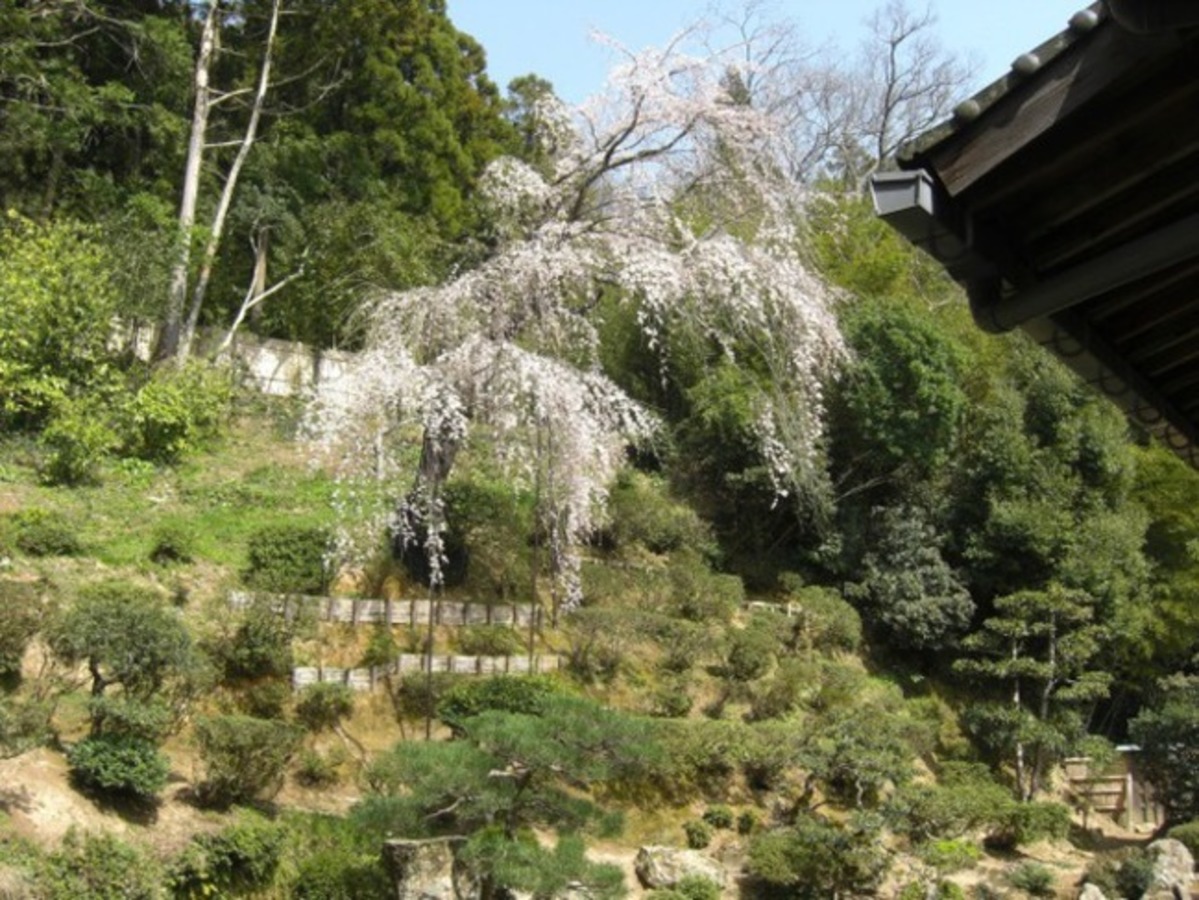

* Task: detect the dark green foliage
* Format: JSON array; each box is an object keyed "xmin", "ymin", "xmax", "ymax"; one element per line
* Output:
[
  {"xmin": 1167, "ymin": 819, "xmax": 1199, "ymax": 858},
  {"xmin": 832, "ymin": 299, "xmax": 967, "ymax": 488},
  {"xmin": 847, "ymin": 506, "xmax": 973, "ymax": 652},
  {"xmin": 1006, "ymin": 862, "xmax": 1054, "ymax": 897},
  {"xmin": 48, "ymin": 579, "xmax": 191, "ymax": 698},
  {"xmin": 1113, "ymin": 851, "xmax": 1155, "ymax": 900},
  {"xmin": 455, "ymin": 625, "xmax": 525, "ymax": 657},
  {"xmin": 702, "ymin": 805, "xmax": 734, "ymax": 829},
  {"xmin": 437, "ymin": 675, "xmax": 562, "ymax": 736},
  {"xmin": 737, "ymin": 810, "xmax": 760, "ymax": 835},
  {"xmin": 285, "ymin": 814, "xmax": 391, "ymax": 900},
  {"xmin": 67, "ymin": 734, "xmax": 169, "ymax": 800},
  {"xmin": 38, "ymin": 829, "xmax": 162, "ymax": 900},
  {"xmin": 170, "ymin": 816, "xmax": 285, "ymax": 898},
  {"xmin": 1129, "ymin": 673, "xmax": 1199, "ymax": 824},
  {"xmin": 746, "ymin": 813, "xmax": 887, "ymax": 898},
  {"xmin": 86, "ymin": 696, "xmax": 172, "ymax": 742},
  {"xmin": 671, "ymin": 552, "xmax": 745, "ymax": 623},
  {"xmin": 243, "ymin": 524, "xmax": 332, "ymax": 595},
  {"xmin": 295, "ymin": 682, "xmax": 354, "ymax": 733},
  {"xmin": 683, "ymin": 819, "xmax": 712, "ymax": 849},
  {"xmin": 7, "ymin": 508, "xmax": 82, "ymax": 556},
  {"xmin": 193, "ymin": 714, "xmax": 304, "ymax": 808}
]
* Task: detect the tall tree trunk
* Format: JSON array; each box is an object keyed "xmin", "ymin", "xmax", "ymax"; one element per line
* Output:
[
  {"xmin": 179, "ymin": 0, "xmax": 281, "ymax": 359},
  {"xmin": 157, "ymin": 0, "xmax": 218, "ymax": 362}
]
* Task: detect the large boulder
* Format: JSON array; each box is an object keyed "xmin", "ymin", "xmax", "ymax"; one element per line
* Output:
[
  {"xmin": 382, "ymin": 837, "xmax": 477, "ymax": 900},
  {"xmin": 634, "ymin": 846, "xmax": 726, "ymax": 890},
  {"xmin": 1077, "ymin": 883, "xmax": 1108, "ymax": 900},
  {"xmin": 1147, "ymin": 837, "xmax": 1195, "ymax": 898}
]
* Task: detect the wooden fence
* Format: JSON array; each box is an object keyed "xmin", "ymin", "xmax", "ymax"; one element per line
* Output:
[
  {"xmin": 229, "ymin": 591, "xmax": 544, "ymax": 628},
  {"xmin": 293, "ymin": 653, "xmax": 562, "ymax": 691},
  {"xmin": 1064, "ymin": 748, "xmax": 1163, "ymax": 829}
]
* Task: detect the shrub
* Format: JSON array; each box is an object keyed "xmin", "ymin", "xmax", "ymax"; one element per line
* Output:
[
  {"xmin": 241, "ymin": 679, "xmax": 292, "ymax": 720},
  {"xmin": 219, "ymin": 604, "xmax": 295, "ymax": 683},
  {"xmin": 1168, "ymin": 819, "xmax": 1199, "ymax": 857},
  {"xmin": 118, "ymin": 361, "xmax": 232, "ymax": 463},
  {"xmin": 670, "ymin": 875, "xmax": 721, "ymax": 900},
  {"xmin": 1114, "ymin": 851, "xmax": 1155, "ymax": 900},
  {"xmin": 725, "ymin": 618, "xmax": 778, "ymax": 683},
  {"xmin": 359, "ymin": 625, "xmax": 398, "ymax": 668},
  {"xmin": 243, "ymin": 524, "xmax": 332, "ymax": 594},
  {"xmin": 683, "ymin": 819, "xmax": 712, "ymax": 849},
  {"xmin": 7, "ymin": 508, "xmax": 82, "ymax": 557},
  {"xmin": 436, "ymin": 675, "xmax": 561, "ymax": 735},
  {"xmin": 455, "ymin": 625, "xmax": 525, "ymax": 657},
  {"xmin": 170, "ymin": 816, "xmax": 284, "ymax": 897},
  {"xmin": 737, "ymin": 810, "xmax": 760, "ymax": 835},
  {"xmin": 0, "ymin": 215, "xmax": 121, "ymax": 430},
  {"xmin": 295, "ymin": 748, "xmax": 345, "ymax": 788},
  {"xmin": 67, "ymin": 734, "xmax": 169, "ymax": 801},
  {"xmin": 702, "ymin": 805, "xmax": 734, "ymax": 829},
  {"xmin": 295, "ymin": 682, "xmax": 354, "ymax": 733},
  {"xmin": 38, "ymin": 829, "xmax": 161, "ymax": 900},
  {"xmin": 39, "ymin": 398, "xmax": 118, "ymax": 485},
  {"xmin": 650, "ymin": 682, "xmax": 692, "ymax": 718},
  {"xmin": 149, "ymin": 521, "xmax": 195, "ymax": 565},
  {"xmin": 290, "ymin": 847, "xmax": 391, "ymax": 899},
  {"xmin": 606, "ymin": 471, "xmax": 715, "ymax": 556},
  {"xmin": 786, "ymin": 583, "xmax": 862, "ymax": 652},
  {"xmin": 86, "ymin": 696, "xmax": 172, "ymax": 742},
  {"xmin": 988, "ymin": 801, "xmax": 1071, "ymax": 850},
  {"xmin": 1006, "ymin": 861, "xmax": 1054, "ymax": 897},
  {"xmin": 746, "ymin": 814, "xmax": 887, "ymax": 897},
  {"xmin": 193, "ymin": 714, "xmax": 304, "ymax": 808}
]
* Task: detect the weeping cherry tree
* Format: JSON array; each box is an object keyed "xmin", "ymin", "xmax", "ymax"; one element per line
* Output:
[{"xmin": 306, "ymin": 33, "xmax": 844, "ymax": 610}]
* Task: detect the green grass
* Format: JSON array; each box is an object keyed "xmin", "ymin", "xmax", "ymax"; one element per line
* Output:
[{"xmin": 0, "ymin": 405, "xmax": 337, "ymax": 577}]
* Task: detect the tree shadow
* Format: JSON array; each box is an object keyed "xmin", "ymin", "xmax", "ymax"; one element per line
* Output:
[
  {"xmin": 0, "ymin": 784, "xmax": 34, "ymax": 815},
  {"xmin": 1067, "ymin": 823, "xmax": 1148, "ymax": 853}
]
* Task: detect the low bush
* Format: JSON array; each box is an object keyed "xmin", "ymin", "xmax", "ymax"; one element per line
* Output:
[
  {"xmin": 295, "ymin": 682, "xmax": 354, "ymax": 733},
  {"xmin": 39, "ymin": 397, "xmax": 118, "ymax": 485},
  {"xmin": 67, "ymin": 734, "xmax": 170, "ymax": 800},
  {"xmin": 1168, "ymin": 819, "xmax": 1199, "ymax": 858},
  {"xmin": 193, "ymin": 714, "xmax": 303, "ymax": 808},
  {"xmin": 650, "ymin": 682, "xmax": 692, "ymax": 719},
  {"xmin": 683, "ymin": 819, "xmax": 712, "ymax": 849},
  {"xmin": 38, "ymin": 829, "xmax": 162, "ymax": 900},
  {"xmin": 702, "ymin": 805, "xmax": 734, "ymax": 829},
  {"xmin": 7, "ymin": 508, "xmax": 82, "ymax": 557},
  {"xmin": 455, "ymin": 625, "xmax": 525, "ymax": 657},
  {"xmin": 170, "ymin": 815, "xmax": 285, "ymax": 897},
  {"xmin": 987, "ymin": 801, "xmax": 1071, "ymax": 850},
  {"xmin": 1006, "ymin": 861, "xmax": 1054, "ymax": 897},
  {"xmin": 243, "ymin": 524, "xmax": 332, "ymax": 595},
  {"xmin": 149, "ymin": 521, "xmax": 196, "ymax": 565},
  {"xmin": 119, "ymin": 361, "xmax": 232, "ymax": 463},
  {"xmin": 86, "ymin": 696, "xmax": 172, "ymax": 742},
  {"xmin": 0, "ymin": 579, "xmax": 42, "ymax": 678},
  {"xmin": 295, "ymin": 748, "xmax": 346, "ymax": 788},
  {"xmin": 436, "ymin": 675, "xmax": 561, "ymax": 735}
]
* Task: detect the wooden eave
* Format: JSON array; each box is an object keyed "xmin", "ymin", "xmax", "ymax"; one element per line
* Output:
[{"xmin": 878, "ymin": 2, "xmax": 1199, "ymax": 466}]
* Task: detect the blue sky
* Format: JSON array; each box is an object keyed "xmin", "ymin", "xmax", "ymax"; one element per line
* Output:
[{"xmin": 448, "ymin": 0, "xmax": 1088, "ymax": 105}]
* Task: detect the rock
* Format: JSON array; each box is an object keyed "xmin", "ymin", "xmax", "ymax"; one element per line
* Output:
[
  {"xmin": 1078, "ymin": 883, "xmax": 1108, "ymax": 900},
  {"xmin": 1148, "ymin": 838, "xmax": 1194, "ymax": 897},
  {"xmin": 382, "ymin": 837, "xmax": 476, "ymax": 900},
  {"xmin": 634, "ymin": 846, "xmax": 726, "ymax": 890}
]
